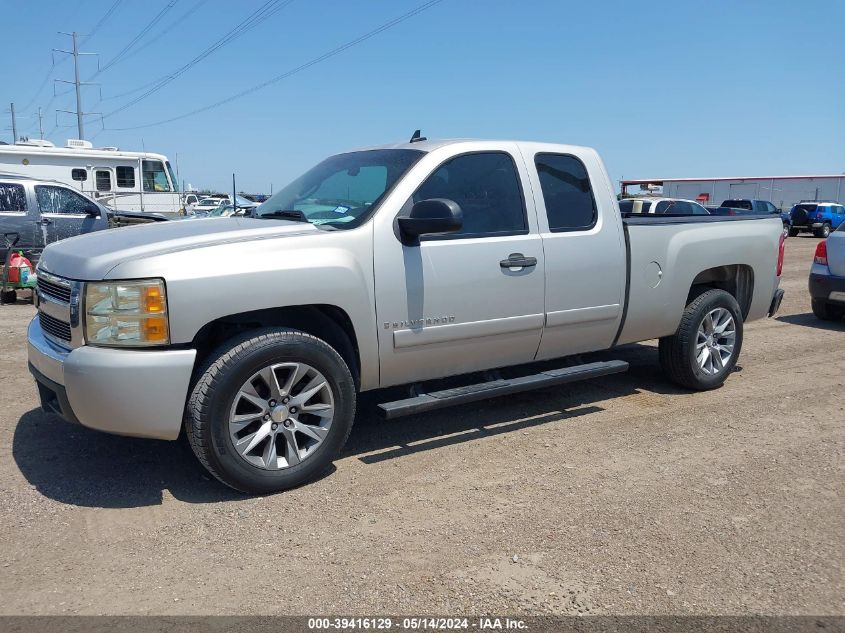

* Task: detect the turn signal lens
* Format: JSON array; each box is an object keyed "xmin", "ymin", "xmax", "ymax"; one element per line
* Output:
[{"xmin": 142, "ymin": 316, "xmax": 169, "ymax": 342}]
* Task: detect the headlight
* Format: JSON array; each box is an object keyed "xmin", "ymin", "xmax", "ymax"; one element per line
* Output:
[{"xmin": 84, "ymin": 279, "xmax": 169, "ymax": 347}]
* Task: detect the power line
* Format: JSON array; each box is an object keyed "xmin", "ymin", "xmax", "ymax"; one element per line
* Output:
[
  {"xmin": 80, "ymin": 0, "xmax": 125, "ymax": 45},
  {"xmin": 92, "ymin": 0, "xmax": 180, "ymax": 78},
  {"xmin": 116, "ymin": 0, "xmax": 207, "ymax": 64},
  {"xmin": 106, "ymin": 0, "xmax": 445, "ymax": 132},
  {"xmin": 97, "ymin": 0, "xmax": 211, "ymax": 101},
  {"xmin": 18, "ymin": 53, "xmax": 71, "ymax": 114},
  {"xmin": 102, "ymin": 0, "xmax": 293, "ymax": 119}
]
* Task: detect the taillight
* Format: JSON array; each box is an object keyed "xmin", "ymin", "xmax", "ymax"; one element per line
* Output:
[
  {"xmin": 777, "ymin": 233, "xmax": 785, "ymax": 276},
  {"xmin": 814, "ymin": 240, "xmax": 828, "ymax": 266}
]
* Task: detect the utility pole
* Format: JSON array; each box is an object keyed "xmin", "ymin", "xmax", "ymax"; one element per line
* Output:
[
  {"xmin": 10, "ymin": 102, "xmax": 17, "ymax": 143},
  {"xmin": 53, "ymin": 32, "xmax": 99, "ymax": 141},
  {"xmin": 71, "ymin": 32, "xmax": 84, "ymax": 139},
  {"xmin": 36, "ymin": 107, "xmax": 44, "ymax": 140}
]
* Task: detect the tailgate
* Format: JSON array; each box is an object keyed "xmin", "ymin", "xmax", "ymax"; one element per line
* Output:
[{"xmin": 826, "ymin": 232, "xmax": 845, "ymax": 277}]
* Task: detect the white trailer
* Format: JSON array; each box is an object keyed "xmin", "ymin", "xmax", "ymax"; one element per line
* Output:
[
  {"xmin": 0, "ymin": 139, "xmax": 183, "ymax": 215},
  {"xmin": 621, "ymin": 175, "xmax": 845, "ymax": 211}
]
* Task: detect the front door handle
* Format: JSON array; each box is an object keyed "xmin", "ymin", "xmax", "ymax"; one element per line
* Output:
[{"xmin": 500, "ymin": 253, "xmax": 537, "ymax": 268}]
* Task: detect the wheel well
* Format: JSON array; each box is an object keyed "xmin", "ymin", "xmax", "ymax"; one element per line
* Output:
[
  {"xmin": 688, "ymin": 264, "xmax": 754, "ymax": 319},
  {"xmin": 191, "ymin": 305, "xmax": 361, "ymax": 388}
]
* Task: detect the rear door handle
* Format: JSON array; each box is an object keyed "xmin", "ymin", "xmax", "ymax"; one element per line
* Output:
[{"xmin": 500, "ymin": 253, "xmax": 537, "ymax": 268}]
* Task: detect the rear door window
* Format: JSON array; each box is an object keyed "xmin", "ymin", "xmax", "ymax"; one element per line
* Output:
[
  {"xmin": 534, "ymin": 153, "xmax": 597, "ymax": 231},
  {"xmin": 0, "ymin": 183, "xmax": 27, "ymax": 214}
]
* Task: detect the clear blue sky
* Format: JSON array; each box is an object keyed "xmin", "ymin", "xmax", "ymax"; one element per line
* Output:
[{"xmin": 3, "ymin": 0, "xmax": 843, "ymax": 193}]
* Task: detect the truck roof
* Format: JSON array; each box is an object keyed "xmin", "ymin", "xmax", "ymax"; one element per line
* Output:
[{"xmin": 354, "ymin": 138, "xmax": 595, "ymax": 154}]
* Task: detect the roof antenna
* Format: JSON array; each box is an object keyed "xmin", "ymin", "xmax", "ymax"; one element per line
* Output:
[{"xmin": 409, "ymin": 129, "xmax": 426, "ymax": 143}]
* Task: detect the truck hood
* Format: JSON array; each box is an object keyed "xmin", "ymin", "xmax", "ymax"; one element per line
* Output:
[{"xmin": 38, "ymin": 217, "xmax": 320, "ymax": 281}]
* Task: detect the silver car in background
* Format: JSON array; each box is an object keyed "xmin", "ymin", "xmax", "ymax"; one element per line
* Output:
[{"xmin": 809, "ymin": 220, "xmax": 845, "ymax": 320}]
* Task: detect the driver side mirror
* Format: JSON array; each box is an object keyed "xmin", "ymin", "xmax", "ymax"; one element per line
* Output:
[
  {"xmin": 398, "ymin": 198, "xmax": 462, "ymax": 246},
  {"xmin": 85, "ymin": 204, "xmax": 101, "ymax": 218}
]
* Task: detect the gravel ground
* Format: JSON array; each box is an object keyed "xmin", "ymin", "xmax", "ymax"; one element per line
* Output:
[{"xmin": 0, "ymin": 235, "xmax": 842, "ymax": 616}]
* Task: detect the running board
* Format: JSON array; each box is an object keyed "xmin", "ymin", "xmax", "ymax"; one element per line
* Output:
[{"xmin": 378, "ymin": 360, "xmax": 629, "ymax": 419}]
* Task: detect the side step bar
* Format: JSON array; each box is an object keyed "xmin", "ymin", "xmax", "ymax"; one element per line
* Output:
[{"xmin": 378, "ymin": 360, "xmax": 629, "ymax": 419}]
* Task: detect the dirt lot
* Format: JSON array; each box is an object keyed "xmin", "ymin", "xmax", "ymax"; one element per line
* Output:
[{"xmin": 0, "ymin": 235, "xmax": 842, "ymax": 616}]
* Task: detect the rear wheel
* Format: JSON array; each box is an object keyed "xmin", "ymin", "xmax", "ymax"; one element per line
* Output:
[
  {"xmin": 0, "ymin": 289, "xmax": 16, "ymax": 304},
  {"xmin": 811, "ymin": 299, "xmax": 845, "ymax": 321},
  {"xmin": 185, "ymin": 328, "xmax": 356, "ymax": 494},
  {"xmin": 788, "ymin": 227, "xmax": 799, "ymax": 237},
  {"xmin": 659, "ymin": 289, "xmax": 743, "ymax": 390},
  {"xmin": 815, "ymin": 223, "xmax": 831, "ymax": 238}
]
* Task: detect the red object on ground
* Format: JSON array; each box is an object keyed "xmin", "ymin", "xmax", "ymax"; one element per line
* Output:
[{"xmin": 6, "ymin": 252, "xmax": 33, "ymax": 284}]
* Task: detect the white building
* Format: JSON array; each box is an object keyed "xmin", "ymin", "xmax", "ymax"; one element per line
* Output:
[
  {"xmin": 0, "ymin": 139, "xmax": 182, "ymax": 215},
  {"xmin": 621, "ymin": 175, "xmax": 845, "ymax": 211}
]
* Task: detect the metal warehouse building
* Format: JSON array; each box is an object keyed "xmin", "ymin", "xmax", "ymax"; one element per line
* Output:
[{"xmin": 620, "ymin": 175, "xmax": 845, "ymax": 211}]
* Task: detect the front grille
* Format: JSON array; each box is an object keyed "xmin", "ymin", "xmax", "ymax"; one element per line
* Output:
[
  {"xmin": 37, "ymin": 277, "xmax": 72, "ymax": 303},
  {"xmin": 39, "ymin": 312, "xmax": 72, "ymax": 342}
]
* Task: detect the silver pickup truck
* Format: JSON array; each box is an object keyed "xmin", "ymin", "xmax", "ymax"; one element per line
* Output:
[{"xmin": 28, "ymin": 139, "xmax": 786, "ymax": 493}]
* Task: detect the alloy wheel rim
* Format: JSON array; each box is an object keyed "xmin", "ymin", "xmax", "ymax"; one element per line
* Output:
[
  {"xmin": 695, "ymin": 308, "xmax": 736, "ymax": 375},
  {"xmin": 228, "ymin": 362, "xmax": 335, "ymax": 470}
]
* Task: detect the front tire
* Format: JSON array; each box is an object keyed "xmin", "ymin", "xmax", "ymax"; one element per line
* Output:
[
  {"xmin": 812, "ymin": 299, "xmax": 845, "ymax": 321},
  {"xmin": 788, "ymin": 227, "xmax": 799, "ymax": 237},
  {"xmin": 659, "ymin": 289, "xmax": 743, "ymax": 390},
  {"xmin": 185, "ymin": 328, "xmax": 356, "ymax": 494}
]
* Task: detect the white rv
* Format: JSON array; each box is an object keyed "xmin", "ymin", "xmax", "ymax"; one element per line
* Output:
[{"xmin": 0, "ymin": 139, "xmax": 183, "ymax": 215}]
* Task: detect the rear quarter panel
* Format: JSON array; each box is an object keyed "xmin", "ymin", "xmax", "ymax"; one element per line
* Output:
[{"xmin": 618, "ymin": 217, "xmax": 782, "ymax": 345}]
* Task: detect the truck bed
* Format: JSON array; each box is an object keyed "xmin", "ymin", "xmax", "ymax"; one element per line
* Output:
[{"xmin": 616, "ymin": 214, "xmax": 783, "ymax": 346}]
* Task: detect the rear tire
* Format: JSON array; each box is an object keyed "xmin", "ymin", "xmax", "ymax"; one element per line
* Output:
[
  {"xmin": 811, "ymin": 299, "xmax": 845, "ymax": 321},
  {"xmin": 0, "ymin": 289, "xmax": 17, "ymax": 304},
  {"xmin": 185, "ymin": 328, "xmax": 356, "ymax": 494},
  {"xmin": 815, "ymin": 223, "xmax": 831, "ymax": 238},
  {"xmin": 659, "ymin": 289, "xmax": 743, "ymax": 391},
  {"xmin": 788, "ymin": 227, "xmax": 799, "ymax": 237}
]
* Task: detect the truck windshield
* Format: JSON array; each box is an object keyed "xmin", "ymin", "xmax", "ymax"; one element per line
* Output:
[
  {"xmin": 255, "ymin": 149, "xmax": 424, "ymax": 229},
  {"xmin": 165, "ymin": 161, "xmax": 179, "ymax": 192}
]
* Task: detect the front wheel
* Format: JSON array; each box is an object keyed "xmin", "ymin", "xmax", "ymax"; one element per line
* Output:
[
  {"xmin": 788, "ymin": 227, "xmax": 799, "ymax": 237},
  {"xmin": 659, "ymin": 289, "xmax": 743, "ymax": 390},
  {"xmin": 185, "ymin": 328, "xmax": 356, "ymax": 494}
]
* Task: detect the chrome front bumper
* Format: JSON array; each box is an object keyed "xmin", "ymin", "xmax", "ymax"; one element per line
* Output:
[{"xmin": 27, "ymin": 318, "xmax": 197, "ymax": 440}]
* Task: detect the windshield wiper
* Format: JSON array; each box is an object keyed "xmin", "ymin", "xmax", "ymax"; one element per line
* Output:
[{"xmin": 257, "ymin": 209, "xmax": 309, "ymax": 222}]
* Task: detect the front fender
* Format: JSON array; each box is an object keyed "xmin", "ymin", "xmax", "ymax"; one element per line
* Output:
[{"xmin": 106, "ymin": 227, "xmax": 379, "ymax": 389}]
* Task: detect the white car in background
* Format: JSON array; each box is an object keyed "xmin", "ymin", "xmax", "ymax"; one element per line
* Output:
[
  {"xmin": 192, "ymin": 197, "xmax": 229, "ymax": 215},
  {"xmin": 619, "ymin": 197, "xmax": 710, "ymax": 215}
]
